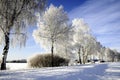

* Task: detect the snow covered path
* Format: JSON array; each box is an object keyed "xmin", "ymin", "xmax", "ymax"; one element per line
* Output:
[{"xmin": 0, "ymin": 62, "xmax": 120, "ymax": 80}]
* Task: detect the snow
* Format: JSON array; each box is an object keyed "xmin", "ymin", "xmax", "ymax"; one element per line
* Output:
[
  {"xmin": 6, "ymin": 63, "xmax": 28, "ymax": 70},
  {"xmin": 0, "ymin": 62, "xmax": 120, "ymax": 80}
]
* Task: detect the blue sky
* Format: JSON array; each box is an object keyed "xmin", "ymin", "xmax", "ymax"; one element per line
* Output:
[
  {"xmin": 1, "ymin": 0, "xmax": 120, "ymax": 60},
  {"xmin": 68, "ymin": 0, "xmax": 120, "ymax": 50}
]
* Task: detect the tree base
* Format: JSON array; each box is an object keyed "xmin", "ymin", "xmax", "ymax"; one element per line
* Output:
[{"xmin": 1, "ymin": 63, "xmax": 6, "ymax": 70}]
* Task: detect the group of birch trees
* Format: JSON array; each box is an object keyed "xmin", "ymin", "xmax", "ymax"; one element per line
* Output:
[{"xmin": 0, "ymin": 1, "xmax": 119, "ymax": 70}]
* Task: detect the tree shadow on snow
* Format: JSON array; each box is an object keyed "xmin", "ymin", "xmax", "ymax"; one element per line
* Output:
[{"xmin": 34, "ymin": 64, "xmax": 108, "ymax": 80}]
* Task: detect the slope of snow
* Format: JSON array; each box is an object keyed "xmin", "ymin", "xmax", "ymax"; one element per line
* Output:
[{"xmin": 0, "ymin": 62, "xmax": 120, "ymax": 80}]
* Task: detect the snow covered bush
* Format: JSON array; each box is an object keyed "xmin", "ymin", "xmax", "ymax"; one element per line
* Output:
[{"xmin": 27, "ymin": 54, "xmax": 69, "ymax": 68}]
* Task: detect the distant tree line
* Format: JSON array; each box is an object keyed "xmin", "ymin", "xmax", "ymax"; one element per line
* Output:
[{"xmin": 6, "ymin": 59, "xmax": 27, "ymax": 63}]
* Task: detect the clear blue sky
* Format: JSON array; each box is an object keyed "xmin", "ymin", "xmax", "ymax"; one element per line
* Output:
[{"xmin": 1, "ymin": 0, "xmax": 120, "ymax": 60}]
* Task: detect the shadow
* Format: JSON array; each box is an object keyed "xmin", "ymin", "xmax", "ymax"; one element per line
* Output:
[
  {"xmin": 61, "ymin": 64, "xmax": 108, "ymax": 80},
  {"xmin": 25, "ymin": 64, "xmax": 108, "ymax": 80}
]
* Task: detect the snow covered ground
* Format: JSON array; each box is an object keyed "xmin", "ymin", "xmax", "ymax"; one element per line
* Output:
[
  {"xmin": 6, "ymin": 63, "xmax": 28, "ymax": 70},
  {"xmin": 0, "ymin": 62, "xmax": 120, "ymax": 80}
]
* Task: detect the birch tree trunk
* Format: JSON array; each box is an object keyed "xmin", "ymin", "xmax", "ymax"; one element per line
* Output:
[
  {"xmin": 1, "ymin": 33, "xmax": 10, "ymax": 70},
  {"xmin": 51, "ymin": 40, "xmax": 54, "ymax": 67},
  {"xmin": 78, "ymin": 48, "xmax": 82, "ymax": 64}
]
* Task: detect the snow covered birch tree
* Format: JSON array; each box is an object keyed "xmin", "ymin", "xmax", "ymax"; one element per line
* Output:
[
  {"xmin": 72, "ymin": 18, "xmax": 97, "ymax": 64},
  {"xmin": 33, "ymin": 4, "xmax": 69, "ymax": 67},
  {"xmin": 0, "ymin": 0, "xmax": 46, "ymax": 70},
  {"xmin": 105, "ymin": 48, "xmax": 115, "ymax": 62},
  {"xmin": 55, "ymin": 24, "xmax": 73, "ymax": 59},
  {"xmin": 72, "ymin": 18, "xmax": 89, "ymax": 64}
]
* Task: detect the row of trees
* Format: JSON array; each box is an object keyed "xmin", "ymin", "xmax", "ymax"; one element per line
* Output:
[
  {"xmin": 103, "ymin": 48, "xmax": 120, "ymax": 62},
  {"xmin": 33, "ymin": 4, "xmax": 120, "ymax": 66}
]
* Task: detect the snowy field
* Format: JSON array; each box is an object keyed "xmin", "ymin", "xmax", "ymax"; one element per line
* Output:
[
  {"xmin": 6, "ymin": 63, "xmax": 28, "ymax": 70},
  {"xmin": 0, "ymin": 62, "xmax": 120, "ymax": 80}
]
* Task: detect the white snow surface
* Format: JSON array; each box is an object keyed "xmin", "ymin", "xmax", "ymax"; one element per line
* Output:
[
  {"xmin": 0, "ymin": 62, "xmax": 120, "ymax": 80},
  {"xmin": 6, "ymin": 63, "xmax": 28, "ymax": 70}
]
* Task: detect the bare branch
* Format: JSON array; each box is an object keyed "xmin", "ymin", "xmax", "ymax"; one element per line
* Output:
[
  {"xmin": 0, "ymin": 26, "xmax": 5, "ymax": 34},
  {"xmin": 0, "ymin": 12, "xmax": 6, "ymax": 19},
  {"xmin": 10, "ymin": 32, "xmax": 26, "ymax": 35}
]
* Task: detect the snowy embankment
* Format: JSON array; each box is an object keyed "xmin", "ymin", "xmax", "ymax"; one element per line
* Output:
[{"xmin": 0, "ymin": 62, "xmax": 120, "ymax": 80}]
